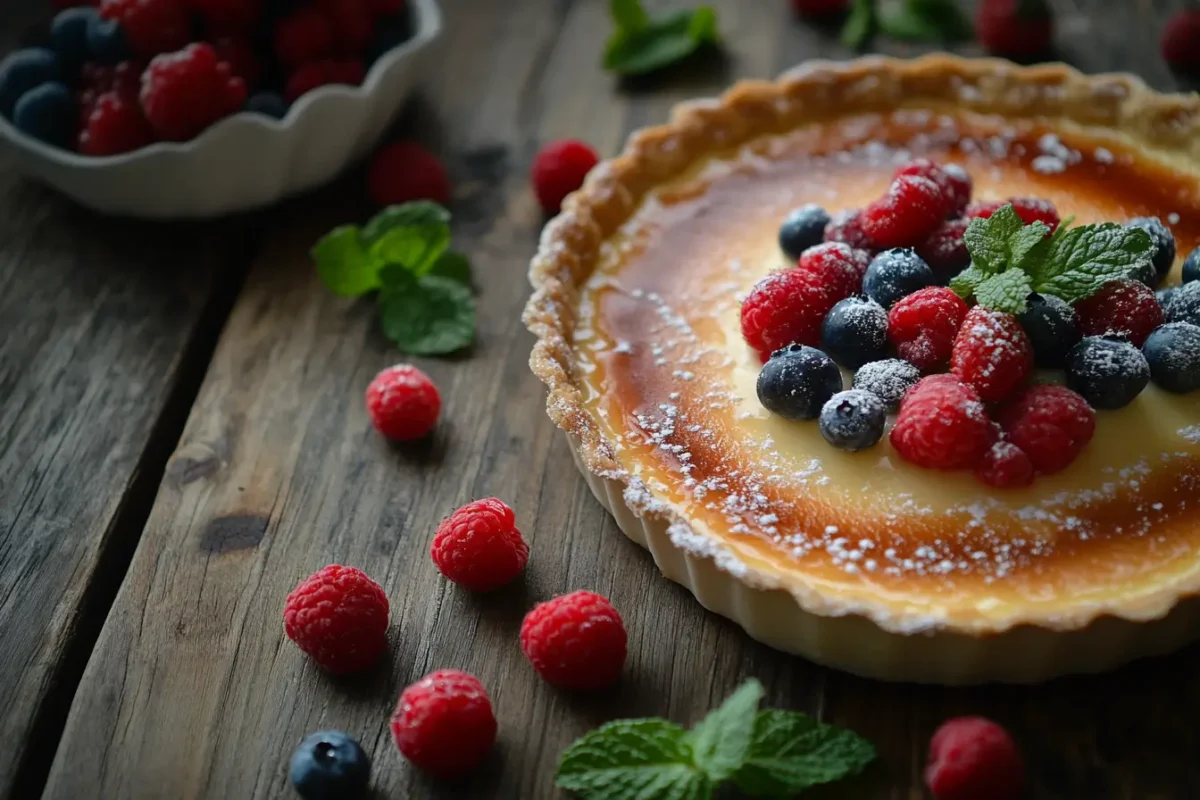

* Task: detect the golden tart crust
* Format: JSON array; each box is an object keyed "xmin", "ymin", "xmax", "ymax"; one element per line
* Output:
[{"xmin": 523, "ymin": 54, "xmax": 1200, "ymax": 684}]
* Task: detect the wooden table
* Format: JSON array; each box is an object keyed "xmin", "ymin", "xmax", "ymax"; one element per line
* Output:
[{"xmin": 3, "ymin": 1, "xmax": 1199, "ymax": 797}]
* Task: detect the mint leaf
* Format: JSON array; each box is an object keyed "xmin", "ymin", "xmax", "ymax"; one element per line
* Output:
[
  {"xmin": 688, "ymin": 679, "xmax": 762, "ymax": 782},
  {"xmin": 1008, "ymin": 220, "xmax": 1051, "ymax": 269},
  {"xmin": 556, "ymin": 719, "xmax": 712, "ymax": 800},
  {"xmin": 949, "ymin": 265, "xmax": 989, "ymax": 298},
  {"xmin": 611, "ymin": 0, "xmax": 649, "ymax": 31},
  {"xmin": 604, "ymin": 7, "xmax": 719, "ymax": 76},
  {"xmin": 427, "ymin": 251, "xmax": 473, "ymax": 288},
  {"xmin": 312, "ymin": 224, "xmax": 378, "ymax": 297},
  {"xmin": 378, "ymin": 267, "xmax": 475, "ymax": 355},
  {"xmin": 963, "ymin": 204, "xmax": 1023, "ymax": 274},
  {"xmin": 878, "ymin": 0, "xmax": 972, "ymax": 41},
  {"xmin": 733, "ymin": 710, "xmax": 875, "ymax": 796},
  {"xmin": 1031, "ymin": 223, "xmax": 1153, "ymax": 303},
  {"xmin": 361, "ymin": 201, "xmax": 450, "ymax": 247},
  {"xmin": 974, "ymin": 270, "xmax": 1033, "ymax": 314},
  {"xmin": 840, "ymin": 0, "xmax": 876, "ymax": 49}
]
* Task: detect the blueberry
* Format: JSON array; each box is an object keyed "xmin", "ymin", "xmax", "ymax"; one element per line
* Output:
[
  {"xmin": 778, "ymin": 204, "xmax": 831, "ymax": 261},
  {"xmin": 819, "ymin": 389, "xmax": 886, "ymax": 451},
  {"xmin": 820, "ymin": 296, "xmax": 887, "ymax": 369},
  {"xmin": 13, "ymin": 82, "xmax": 75, "ymax": 149},
  {"xmin": 289, "ymin": 731, "xmax": 370, "ymax": 800},
  {"xmin": 1066, "ymin": 336, "xmax": 1150, "ymax": 410},
  {"xmin": 1018, "ymin": 293, "xmax": 1079, "ymax": 368},
  {"xmin": 366, "ymin": 13, "xmax": 414, "ymax": 65},
  {"xmin": 0, "ymin": 48, "xmax": 61, "ymax": 119},
  {"xmin": 852, "ymin": 358, "xmax": 920, "ymax": 411},
  {"xmin": 1156, "ymin": 286, "xmax": 1178, "ymax": 317},
  {"xmin": 1142, "ymin": 322, "xmax": 1200, "ymax": 394},
  {"xmin": 1125, "ymin": 217, "xmax": 1176, "ymax": 286},
  {"xmin": 1166, "ymin": 281, "xmax": 1200, "ymax": 326},
  {"xmin": 245, "ymin": 92, "xmax": 288, "ymax": 119},
  {"xmin": 1184, "ymin": 246, "xmax": 1200, "ymax": 284},
  {"xmin": 863, "ymin": 248, "xmax": 934, "ymax": 308},
  {"xmin": 756, "ymin": 344, "xmax": 843, "ymax": 421},
  {"xmin": 86, "ymin": 14, "xmax": 129, "ymax": 64},
  {"xmin": 50, "ymin": 7, "xmax": 96, "ymax": 69}
]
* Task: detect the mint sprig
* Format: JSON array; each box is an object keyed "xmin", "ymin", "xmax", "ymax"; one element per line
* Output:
[
  {"xmin": 877, "ymin": 0, "xmax": 973, "ymax": 42},
  {"xmin": 555, "ymin": 679, "xmax": 874, "ymax": 799},
  {"xmin": 604, "ymin": 0, "xmax": 720, "ymax": 76},
  {"xmin": 312, "ymin": 201, "xmax": 476, "ymax": 356}
]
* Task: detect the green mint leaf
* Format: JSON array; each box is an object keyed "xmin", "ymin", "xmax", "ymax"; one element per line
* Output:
[
  {"xmin": 378, "ymin": 267, "xmax": 475, "ymax": 355},
  {"xmin": 312, "ymin": 225, "xmax": 379, "ymax": 297},
  {"xmin": 604, "ymin": 7, "xmax": 719, "ymax": 76},
  {"xmin": 974, "ymin": 270, "xmax": 1033, "ymax": 314},
  {"xmin": 901, "ymin": 0, "xmax": 973, "ymax": 38},
  {"xmin": 1007, "ymin": 220, "xmax": 1051, "ymax": 269},
  {"xmin": 556, "ymin": 719, "xmax": 712, "ymax": 800},
  {"xmin": 840, "ymin": 0, "xmax": 875, "ymax": 49},
  {"xmin": 949, "ymin": 265, "xmax": 989, "ymax": 299},
  {"xmin": 1018, "ymin": 219, "xmax": 1071, "ymax": 285},
  {"xmin": 611, "ymin": 0, "xmax": 649, "ymax": 32},
  {"xmin": 427, "ymin": 250, "xmax": 473, "ymax": 288},
  {"xmin": 361, "ymin": 201, "xmax": 450, "ymax": 247},
  {"xmin": 688, "ymin": 679, "xmax": 763, "ymax": 782},
  {"xmin": 733, "ymin": 709, "xmax": 876, "ymax": 796},
  {"xmin": 1032, "ymin": 223, "xmax": 1153, "ymax": 303},
  {"xmin": 368, "ymin": 220, "xmax": 450, "ymax": 278},
  {"xmin": 963, "ymin": 204, "xmax": 1023, "ymax": 274}
]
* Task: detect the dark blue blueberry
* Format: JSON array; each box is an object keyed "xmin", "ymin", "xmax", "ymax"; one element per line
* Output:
[
  {"xmin": 1156, "ymin": 286, "xmax": 1178, "ymax": 317},
  {"xmin": 819, "ymin": 389, "xmax": 886, "ymax": 451},
  {"xmin": 50, "ymin": 7, "xmax": 96, "ymax": 70},
  {"xmin": 1142, "ymin": 322, "xmax": 1200, "ymax": 394},
  {"xmin": 852, "ymin": 358, "xmax": 920, "ymax": 411},
  {"xmin": 756, "ymin": 344, "xmax": 843, "ymax": 421},
  {"xmin": 366, "ymin": 14, "xmax": 414, "ymax": 66},
  {"xmin": 863, "ymin": 248, "xmax": 934, "ymax": 308},
  {"xmin": 1183, "ymin": 246, "xmax": 1200, "ymax": 284},
  {"xmin": 289, "ymin": 731, "xmax": 370, "ymax": 800},
  {"xmin": 13, "ymin": 82, "xmax": 75, "ymax": 149},
  {"xmin": 86, "ymin": 14, "xmax": 130, "ymax": 64},
  {"xmin": 1125, "ymin": 217, "xmax": 1176, "ymax": 286},
  {"xmin": 820, "ymin": 296, "xmax": 887, "ymax": 369},
  {"xmin": 1066, "ymin": 336, "xmax": 1150, "ymax": 410},
  {"xmin": 778, "ymin": 204, "xmax": 831, "ymax": 261},
  {"xmin": 1018, "ymin": 293, "xmax": 1079, "ymax": 368},
  {"xmin": 0, "ymin": 48, "xmax": 61, "ymax": 119},
  {"xmin": 244, "ymin": 92, "xmax": 288, "ymax": 119},
  {"xmin": 1166, "ymin": 281, "xmax": 1200, "ymax": 326}
]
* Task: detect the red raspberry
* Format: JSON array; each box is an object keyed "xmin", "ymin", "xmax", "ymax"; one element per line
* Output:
[
  {"xmin": 917, "ymin": 219, "xmax": 970, "ymax": 281},
  {"xmin": 974, "ymin": 440, "xmax": 1035, "ymax": 488},
  {"xmin": 968, "ymin": 197, "xmax": 1060, "ymax": 231},
  {"xmin": 520, "ymin": 590, "xmax": 627, "ymax": 690},
  {"xmin": 275, "ymin": 6, "xmax": 336, "ymax": 70},
  {"xmin": 861, "ymin": 175, "xmax": 947, "ymax": 249},
  {"xmin": 316, "ymin": 0, "xmax": 374, "ymax": 54},
  {"xmin": 977, "ymin": 0, "xmax": 1053, "ymax": 59},
  {"xmin": 823, "ymin": 209, "xmax": 875, "ymax": 250},
  {"xmin": 189, "ymin": 0, "xmax": 263, "ymax": 34},
  {"xmin": 887, "ymin": 287, "xmax": 969, "ymax": 372},
  {"xmin": 950, "ymin": 306, "xmax": 1034, "ymax": 403},
  {"xmin": 368, "ymin": 141, "xmax": 452, "ymax": 207},
  {"xmin": 391, "ymin": 670, "xmax": 497, "ymax": 778},
  {"xmin": 140, "ymin": 43, "xmax": 248, "ymax": 141},
  {"xmin": 284, "ymin": 59, "xmax": 365, "ymax": 102},
  {"xmin": 796, "ymin": 243, "xmax": 870, "ymax": 301},
  {"xmin": 78, "ymin": 91, "xmax": 154, "ymax": 156},
  {"xmin": 212, "ymin": 37, "xmax": 262, "ymax": 91},
  {"xmin": 965, "ymin": 200, "xmax": 1003, "ymax": 220},
  {"xmin": 531, "ymin": 139, "xmax": 600, "ymax": 215},
  {"xmin": 790, "ymin": 0, "xmax": 847, "ymax": 16},
  {"xmin": 894, "ymin": 159, "xmax": 971, "ymax": 218},
  {"xmin": 925, "ymin": 716, "xmax": 1025, "ymax": 800},
  {"xmin": 283, "ymin": 564, "xmax": 389, "ymax": 674},
  {"xmin": 890, "ymin": 375, "xmax": 992, "ymax": 470},
  {"xmin": 1163, "ymin": 11, "xmax": 1200, "ymax": 74},
  {"xmin": 1073, "ymin": 278, "xmax": 1163, "ymax": 347},
  {"xmin": 740, "ymin": 268, "xmax": 836, "ymax": 361},
  {"xmin": 999, "ymin": 384, "xmax": 1095, "ymax": 474},
  {"xmin": 100, "ymin": 0, "xmax": 191, "ymax": 58},
  {"xmin": 79, "ymin": 61, "xmax": 143, "ymax": 119},
  {"xmin": 365, "ymin": 364, "xmax": 441, "ymax": 441},
  {"xmin": 430, "ymin": 498, "xmax": 529, "ymax": 592}
]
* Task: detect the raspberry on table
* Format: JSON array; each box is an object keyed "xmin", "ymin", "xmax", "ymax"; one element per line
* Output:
[
  {"xmin": 391, "ymin": 670, "xmax": 497, "ymax": 778},
  {"xmin": 823, "ymin": 208, "xmax": 875, "ymax": 250},
  {"xmin": 140, "ymin": 43, "xmax": 247, "ymax": 141},
  {"xmin": 531, "ymin": 139, "xmax": 600, "ymax": 215},
  {"xmin": 521, "ymin": 590, "xmax": 627, "ymax": 690},
  {"xmin": 890, "ymin": 375, "xmax": 992, "ymax": 470},
  {"xmin": 1000, "ymin": 384, "xmax": 1096, "ymax": 474},
  {"xmin": 950, "ymin": 306, "xmax": 1034, "ymax": 404},
  {"xmin": 926, "ymin": 716, "xmax": 1024, "ymax": 800},
  {"xmin": 1143, "ymin": 322, "xmax": 1200, "ymax": 394},
  {"xmin": 283, "ymin": 565, "xmax": 390, "ymax": 674},
  {"xmin": 1067, "ymin": 336, "xmax": 1150, "ymax": 410},
  {"xmin": 431, "ymin": 498, "xmax": 529, "ymax": 592},
  {"xmin": 976, "ymin": 0, "xmax": 1053, "ymax": 60},
  {"xmin": 757, "ymin": 344, "xmax": 844, "ymax": 420},
  {"xmin": 365, "ymin": 363, "xmax": 441, "ymax": 442},
  {"xmin": 894, "ymin": 159, "xmax": 971, "ymax": 218},
  {"xmin": 275, "ymin": 6, "xmax": 336, "ymax": 70},
  {"xmin": 1073, "ymin": 278, "xmax": 1164, "ymax": 347},
  {"xmin": 78, "ymin": 90, "xmax": 153, "ymax": 155},
  {"xmin": 1162, "ymin": 10, "xmax": 1200, "ymax": 74},
  {"xmin": 778, "ymin": 204, "xmax": 831, "ymax": 260},
  {"xmin": 821, "ymin": 296, "xmax": 888, "ymax": 369},
  {"xmin": 285, "ymin": 59, "xmax": 365, "ymax": 102},
  {"xmin": 99, "ymin": 0, "xmax": 191, "ymax": 59},
  {"xmin": 368, "ymin": 141, "xmax": 452, "ymax": 207},
  {"xmin": 887, "ymin": 286, "xmax": 969, "ymax": 372},
  {"xmin": 852, "ymin": 358, "xmax": 921, "ymax": 411},
  {"xmin": 740, "ymin": 267, "xmax": 836, "ymax": 361},
  {"xmin": 974, "ymin": 440, "xmax": 1035, "ymax": 489},
  {"xmin": 916, "ymin": 219, "xmax": 970, "ymax": 283},
  {"xmin": 861, "ymin": 175, "xmax": 947, "ymax": 249},
  {"xmin": 191, "ymin": 0, "xmax": 264, "ymax": 35},
  {"xmin": 796, "ymin": 242, "xmax": 870, "ymax": 301}
]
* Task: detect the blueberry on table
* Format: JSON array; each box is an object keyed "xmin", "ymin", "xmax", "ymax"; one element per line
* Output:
[
  {"xmin": 50, "ymin": 7, "xmax": 96, "ymax": 69},
  {"xmin": 863, "ymin": 248, "xmax": 934, "ymax": 308},
  {"xmin": 1125, "ymin": 217, "xmax": 1176, "ymax": 286},
  {"xmin": 13, "ymin": 82, "xmax": 75, "ymax": 149},
  {"xmin": 820, "ymin": 389, "xmax": 887, "ymax": 451},
  {"xmin": 756, "ymin": 344, "xmax": 843, "ymax": 421},
  {"xmin": 0, "ymin": 48, "xmax": 61, "ymax": 119},
  {"xmin": 245, "ymin": 92, "xmax": 288, "ymax": 119},
  {"xmin": 1018, "ymin": 293, "xmax": 1080, "ymax": 368},
  {"xmin": 85, "ymin": 14, "xmax": 130, "ymax": 65},
  {"xmin": 289, "ymin": 731, "xmax": 370, "ymax": 800},
  {"xmin": 1166, "ymin": 281, "xmax": 1200, "ymax": 326},
  {"xmin": 821, "ymin": 296, "xmax": 888, "ymax": 369},
  {"xmin": 1143, "ymin": 322, "xmax": 1200, "ymax": 394},
  {"xmin": 1066, "ymin": 336, "xmax": 1151, "ymax": 410},
  {"xmin": 778, "ymin": 204, "xmax": 831, "ymax": 261},
  {"xmin": 1184, "ymin": 246, "xmax": 1200, "ymax": 284}
]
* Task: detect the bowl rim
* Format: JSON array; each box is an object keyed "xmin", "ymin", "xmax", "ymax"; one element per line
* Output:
[{"xmin": 0, "ymin": 0, "xmax": 443, "ymax": 168}]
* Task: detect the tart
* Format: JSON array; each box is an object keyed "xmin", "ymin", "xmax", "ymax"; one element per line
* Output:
[{"xmin": 522, "ymin": 55, "xmax": 1200, "ymax": 684}]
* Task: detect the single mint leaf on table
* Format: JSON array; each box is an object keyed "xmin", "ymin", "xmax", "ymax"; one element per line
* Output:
[
  {"xmin": 878, "ymin": 0, "xmax": 973, "ymax": 41},
  {"xmin": 1031, "ymin": 223, "xmax": 1153, "ymax": 303},
  {"xmin": 962, "ymin": 204, "xmax": 1024, "ymax": 274},
  {"xmin": 974, "ymin": 270, "xmax": 1034, "ymax": 314},
  {"xmin": 687, "ymin": 678, "xmax": 763, "ymax": 782},
  {"xmin": 311, "ymin": 225, "xmax": 379, "ymax": 297},
  {"xmin": 733, "ymin": 709, "xmax": 876, "ymax": 797},
  {"xmin": 427, "ymin": 250, "xmax": 473, "ymax": 288},
  {"xmin": 840, "ymin": 0, "xmax": 876, "ymax": 49},
  {"xmin": 611, "ymin": 0, "xmax": 650, "ymax": 31},
  {"xmin": 604, "ymin": 6, "xmax": 720, "ymax": 76},
  {"xmin": 556, "ymin": 719, "xmax": 712, "ymax": 800},
  {"xmin": 364, "ymin": 203, "xmax": 451, "ymax": 276},
  {"xmin": 949, "ymin": 264, "xmax": 989, "ymax": 299},
  {"xmin": 378, "ymin": 266, "xmax": 476, "ymax": 356},
  {"xmin": 360, "ymin": 200, "xmax": 450, "ymax": 246}
]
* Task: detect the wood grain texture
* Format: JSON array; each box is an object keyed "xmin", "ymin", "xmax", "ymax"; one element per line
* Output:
[{"xmin": 41, "ymin": 1, "xmax": 1200, "ymax": 799}]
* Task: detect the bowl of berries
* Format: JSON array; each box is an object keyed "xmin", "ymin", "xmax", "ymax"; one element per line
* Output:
[{"xmin": 0, "ymin": 0, "xmax": 442, "ymax": 219}]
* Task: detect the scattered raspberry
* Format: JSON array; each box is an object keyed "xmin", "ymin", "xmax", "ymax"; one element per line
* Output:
[
  {"xmin": 365, "ymin": 363, "xmax": 441, "ymax": 441},
  {"xmin": 212, "ymin": 37, "xmax": 262, "ymax": 91},
  {"xmin": 890, "ymin": 375, "xmax": 992, "ymax": 470},
  {"xmin": 100, "ymin": 0, "xmax": 192, "ymax": 58},
  {"xmin": 391, "ymin": 670, "xmax": 497, "ymax": 778},
  {"xmin": 969, "ymin": 197, "xmax": 1060, "ymax": 231},
  {"xmin": 976, "ymin": 0, "xmax": 1053, "ymax": 59},
  {"xmin": 431, "ymin": 498, "xmax": 529, "ymax": 592},
  {"xmin": 1073, "ymin": 278, "xmax": 1164, "ymax": 347},
  {"xmin": 1163, "ymin": 11, "xmax": 1200, "ymax": 74},
  {"xmin": 950, "ymin": 306, "xmax": 1034, "ymax": 403},
  {"xmin": 284, "ymin": 59, "xmax": 365, "ymax": 102},
  {"xmin": 78, "ymin": 91, "xmax": 154, "ymax": 155},
  {"xmin": 521, "ymin": 590, "xmax": 627, "ymax": 690},
  {"xmin": 316, "ymin": 0, "xmax": 375, "ymax": 54},
  {"xmin": 740, "ymin": 267, "xmax": 836, "ymax": 361},
  {"xmin": 999, "ymin": 384, "xmax": 1095, "ymax": 474},
  {"xmin": 796, "ymin": 242, "xmax": 870, "ymax": 301},
  {"xmin": 861, "ymin": 175, "xmax": 947, "ymax": 249},
  {"xmin": 531, "ymin": 139, "xmax": 600, "ymax": 215},
  {"xmin": 275, "ymin": 6, "xmax": 336, "ymax": 70},
  {"xmin": 368, "ymin": 141, "xmax": 452, "ymax": 207},
  {"xmin": 916, "ymin": 219, "xmax": 970, "ymax": 283},
  {"xmin": 283, "ymin": 564, "xmax": 389, "ymax": 674},
  {"xmin": 894, "ymin": 159, "xmax": 971, "ymax": 218},
  {"xmin": 925, "ymin": 716, "xmax": 1025, "ymax": 800},
  {"xmin": 823, "ymin": 209, "xmax": 875, "ymax": 250},
  {"xmin": 189, "ymin": 0, "xmax": 263, "ymax": 34},
  {"xmin": 887, "ymin": 287, "xmax": 969, "ymax": 372},
  {"xmin": 974, "ymin": 440, "xmax": 1035, "ymax": 489},
  {"xmin": 140, "ymin": 43, "xmax": 247, "ymax": 141},
  {"xmin": 790, "ymin": 0, "xmax": 848, "ymax": 16}
]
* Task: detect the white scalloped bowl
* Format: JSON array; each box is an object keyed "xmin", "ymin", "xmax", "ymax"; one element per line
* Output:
[{"xmin": 0, "ymin": 0, "xmax": 442, "ymax": 219}]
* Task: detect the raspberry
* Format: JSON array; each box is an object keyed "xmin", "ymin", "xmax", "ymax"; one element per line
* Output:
[
  {"xmin": 890, "ymin": 375, "xmax": 992, "ymax": 470},
  {"xmin": 391, "ymin": 670, "xmax": 497, "ymax": 778},
  {"xmin": 140, "ymin": 43, "xmax": 248, "ymax": 141},
  {"xmin": 100, "ymin": 0, "xmax": 191, "ymax": 58},
  {"xmin": 78, "ymin": 90, "xmax": 153, "ymax": 155},
  {"xmin": 894, "ymin": 159, "xmax": 971, "ymax": 217},
  {"xmin": 887, "ymin": 287, "xmax": 969, "ymax": 372},
  {"xmin": 1163, "ymin": 11, "xmax": 1200, "ymax": 74},
  {"xmin": 189, "ymin": 0, "xmax": 263, "ymax": 34},
  {"xmin": 431, "ymin": 498, "xmax": 529, "ymax": 592},
  {"xmin": 976, "ymin": 0, "xmax": 1053, "ymax": 59},
  {"xmin": 275, "ymin": 6, "xmax": 336, "ymax": 70},
  {"xmin": 861, "ymin": 175, "xmax": 947, "ymax": 249},
  {"xmin": 284, "ymin": 59, "xmax": 365, "ymax": 102},
  {"xmin": 531, "ymin": 139, "xmax": 600, "ymax": 215},
  {"xmin": 740, "ymin": 267, "xmax": 836, "ymax": 361},
  {"xmin": 365, "ymin": 364, "xmax": 440, "ymax": 441},
  {"xmin": 368, "ymin": 141, "xmax": 452, "ymax": 207},
  {"xmin": 316, "ymin": 0, "xmax": 374, "ymax": 54},
  {"xmin": 823, "ymin": 209, "xmax": 875, "ymax": 250},
  {"xmin": 520, "ymin": 590, "xmax": 627, "ymax": 690},
  {"xmin": 950, "ymin": 306, "xmax": 1034, "ymax": 403},
  {"xmin": 916, "ymin": 218, "xmax": 970, "ymax": 282},
  {"xmin": 796, "ymin": 242, "xmax": 870, "ymax": 301},
  {"xmin": 212, "ymin": 37, "xmax": 262, "ymax": 91},
  {"xmin": 925, "ymin": 716, "xmax": 1025, "ymax": 800},
  {"xmin": 999, "ymin": 384, "xmax": 1095, "ymax": 474},
  {"xmin": 974, "ymin": 440, "xmax": 1035, "ymax": 488},
  {"xmin": 1073, "ymin": 278, "xmax": 1164, "ymax": 347},
  {"xmin": 283, "ymin": 565, "xmax": 389, "ymax": 674},
  {"xmin": 965, "ymin": 200, "xmax": 1003, "ymax": 220},
  {"xmin": 969, "ymin": 197, "xmax": 1060, "ymax": 231},
  {"xmin": 79, "ymin": 60, "xmax": 143, "ymax": 119}
]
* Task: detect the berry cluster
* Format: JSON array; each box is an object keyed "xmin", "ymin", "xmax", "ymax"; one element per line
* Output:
[
  {"xmin": 3, "ymin": 0, "xmax": 413, "ymax": 155},
  {"xmin": 744, "ymin": 158, "xmax": 1200, "ymax": 488}
]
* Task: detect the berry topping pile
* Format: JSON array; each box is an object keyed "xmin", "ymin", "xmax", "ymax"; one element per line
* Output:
[{"xmin": 742, "ymin": 158, "xmax": 1194, "ymax": 487}]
